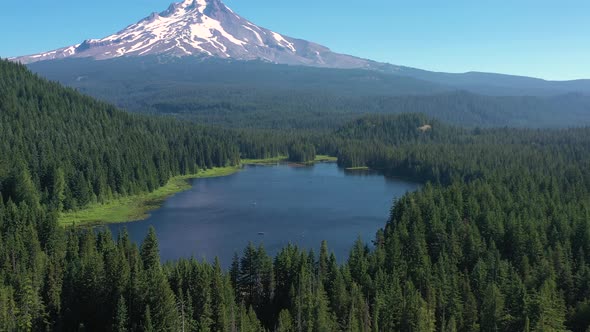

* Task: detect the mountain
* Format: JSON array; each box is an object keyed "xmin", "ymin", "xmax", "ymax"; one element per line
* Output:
[
  {"xmin": 11, "ymin": 0, "xmax": 590, "ymax": 97},
  {"xmin": 11, "ymin": 0, "xmax": 377, "ymax": 69}
]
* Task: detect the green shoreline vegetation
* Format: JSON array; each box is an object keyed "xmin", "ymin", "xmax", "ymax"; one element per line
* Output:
[
  {"xmin": 312, "ymin": 155, "xmax": 338, "ymax": 162},
  {"xmin": 59, "ymin": 155, "xmax": 337, "ymax": 227},
  {"xmin": 241, "ymin": 155, "xmax": 287, "ymax": 164},
  {"xmin": 345, "ymin": 166, "xmax": 370, "ymax": 171},
  {"xmin": 59, "ymin": 166, "xmax": 241, "ymax": 227}
]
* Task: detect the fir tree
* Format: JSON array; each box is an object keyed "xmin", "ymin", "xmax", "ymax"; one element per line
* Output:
[{"xmin": 114, "ymin": 295, "xmax": 129, "ymax": 332}]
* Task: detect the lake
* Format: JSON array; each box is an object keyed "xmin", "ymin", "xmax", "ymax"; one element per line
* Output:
[{"xmin": 108, "ymin": 162, "xmax": 420, "ymax": 266}]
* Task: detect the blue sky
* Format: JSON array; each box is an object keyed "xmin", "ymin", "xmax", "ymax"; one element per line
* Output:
[{"xmin": 1, "ymin": 0, "xmax": 588, "ymax": 80}]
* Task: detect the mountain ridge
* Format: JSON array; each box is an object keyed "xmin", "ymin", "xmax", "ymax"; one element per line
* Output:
[
  {"xmin": 11, "ymin": 0, "xmax": 379, "ymax": 69},
  {"xmin": 10, "ymin": 0, "xmax": 590, "ymax": 96}
]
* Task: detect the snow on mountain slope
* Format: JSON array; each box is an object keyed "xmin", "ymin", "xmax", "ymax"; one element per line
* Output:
[{"xmin": 12, "ymin": 0, "xmax": 375, "ymax": 68}]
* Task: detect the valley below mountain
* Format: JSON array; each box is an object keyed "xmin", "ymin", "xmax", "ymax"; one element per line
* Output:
[{"xmin": 27, "ymin": 56, "xmax": 590, "ymax": 128}]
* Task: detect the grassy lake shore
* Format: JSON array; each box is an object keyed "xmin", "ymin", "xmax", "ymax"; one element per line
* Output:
[
  {"xmin": 313, "ymin": 155, "xmax": 338, "ymax": 162},
  {"xmin": 59, "ymin": 155, "xmax": 337, "ymax": 227},
  {"xmin": 345, "ymin": 166, "xmax": 371, "ymax": 171},
  {"xmin": 59, "ymin": 166, "xmax": 241, "ymax": 227},
  {"xmin": 241, "ymin": 155, "xmax": 288, "ymax": 164}
]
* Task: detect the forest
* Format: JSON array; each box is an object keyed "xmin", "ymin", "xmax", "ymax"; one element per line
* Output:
[
  {"xmin": 1, "ymin": 58, "xmax": 590, "ymax": 331},
  {"xmin": 28, "ymin": 57, "xmax": 590, "ymax": 129}
]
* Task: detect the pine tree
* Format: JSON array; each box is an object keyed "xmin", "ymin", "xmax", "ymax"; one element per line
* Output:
[
  {"xmin": 319, "ymin": 240, "xmax": 330, "ymax": 287},
  {"xmin": 198, "ymin": 284, "xmax": 213, "ymax": 332},
  {"xmin": 212, "ymin": 258, "xmax": 229, "ymax": 332},
  {"xmin": 445, "ymin": 315, "xmax": 457, "ymax": 332},
  {"xmin": 140, "ymin": 227, "xmax": 160, "ymax": 271},
  {"xmin": 240, "ymin": 242, "xmax": 257, "ymax": 306},
  {"xmin": 0, "ymin": 286, "xmax": 18, "ymax": 331},
  {"xmin": 114, "ymin": 295, "xmax": 129, "ymax": 332},
  {"xmin": 531, "ymin": 279, "xmax": 568, "ymax": 332},
  {"xmin": 349, "ymin": 237, "xmax": 369, "ymax": 286},
  {"xmin": 416, "ymin": 300, "xmax": 436, "ymax": 332},
  {"xmin": 13, "ymin": 163, "xmax": 39, "ymax": 207},
  {"xmin": 144, "ymin": 305, "xmax": 155, "ymax": 332},
  {"xmin": 461, "ymin": 277, "xmax": 479, "ymax": 332},
  {"xmin": 144, "ymin": 269, "xmax": 180, "ymax": 331},
  {"xmin": 51, "ymin": 167, "xmax": 66, "ymax": 212},
  {"xmin": 314, "ymin": 282, "xmax": 335, "ymax": 332},
  {"xmin": 16, "ymin": 276, "xmax": 43, "ymax": 331},
  {"xmin": 276, "ymin": 309, "xmax": 294, "ymax": 332},
  {"xmin": 480, "ymin": 283, "xmax": 505, "ymax": 332},
  {"xmin": 230, "ymin": 252, "xmax": 240, "ymax": 293}
]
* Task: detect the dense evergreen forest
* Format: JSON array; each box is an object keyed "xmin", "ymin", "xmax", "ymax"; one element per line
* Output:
[
  {"xmin": 0, "ymin": 60, "xmax": 244, "ymax": 211},
  {"xmin": 2, "ymin": 59, "xmax": 590, "ymax": 331},
  {"xmin": 28, "ymin": 57, "xmax": 590, "ymax": 129}
]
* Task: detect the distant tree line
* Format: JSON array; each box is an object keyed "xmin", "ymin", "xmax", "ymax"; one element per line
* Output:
[{"xmin": 29, "ymin": 56, "xmax": 590, "ymax": 129}]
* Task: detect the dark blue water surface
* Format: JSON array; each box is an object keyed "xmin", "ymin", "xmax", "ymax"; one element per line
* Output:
[{"xmin": 108, "ymin": 163, "xmax": 420, "ymax": 266}]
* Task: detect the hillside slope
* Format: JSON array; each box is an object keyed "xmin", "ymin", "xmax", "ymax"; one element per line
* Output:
[
  {"xmin": 0, "ymin": 59, "xmax": 238, "ymax": 211},
  {"xmin": 28, "ymin": 57, "xmax": 590, "ymax": 129}
]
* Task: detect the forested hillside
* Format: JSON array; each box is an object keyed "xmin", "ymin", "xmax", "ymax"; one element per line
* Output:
[
  {"xmin": 28, "ymin": 57, "xmax": 590, "ymax": 129},
  {"xmin": 0, "ymin": 60, "xmax": 243, "ymax": 212},
  {"xmin": 334, "ymin": 117, "xmax": 590, "ymax": 331},
  {"xmin": 2, "ymin": 60, "xmax": 590, "ymax": 331}
]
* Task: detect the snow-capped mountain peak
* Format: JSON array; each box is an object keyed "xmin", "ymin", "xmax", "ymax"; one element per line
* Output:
[{"xmin": 12, "ymin": 0, "xmax": 371, "ymax": 68}]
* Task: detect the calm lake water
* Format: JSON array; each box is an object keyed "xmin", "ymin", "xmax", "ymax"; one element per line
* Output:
[{"xmin": 108, "ymin": 162, "xmax": 420, "ymax": 266}]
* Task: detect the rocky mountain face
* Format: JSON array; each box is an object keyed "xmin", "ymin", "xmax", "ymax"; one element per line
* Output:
[{"xmin": 12, "ymin": 0, "xmax": 378, "ymax": 69}]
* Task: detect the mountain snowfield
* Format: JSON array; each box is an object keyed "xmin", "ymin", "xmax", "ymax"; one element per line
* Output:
[{"xmin": 12, "ymin": 0, "xmax": 375, "ymax": 68}]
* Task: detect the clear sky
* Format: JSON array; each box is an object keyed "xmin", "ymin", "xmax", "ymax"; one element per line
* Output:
[{"xmin": 1, "ymin": 0, "xmax": 588, "ymax": 80}]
